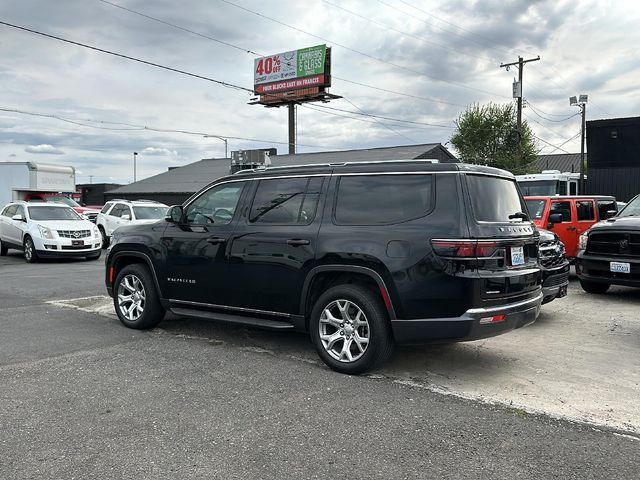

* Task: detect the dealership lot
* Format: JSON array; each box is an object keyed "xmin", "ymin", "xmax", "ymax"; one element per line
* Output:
[{"xmin": 1, "ymin": 253, "xmax": 639, "ymax": 478}]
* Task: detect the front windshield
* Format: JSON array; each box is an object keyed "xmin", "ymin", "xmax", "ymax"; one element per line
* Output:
[
  {"xmin": 133, "ymin": 206, "xmax": 168, "ymax": 219},
  {"xmin": 517, "ymin": 180, "xmax": 558, "ymax": 196},
  {"xmin": 617, "ymin": 196, "xmax": 640, "ymax": 217},
  {"xmin": 525, "ymin": 199, "xmax": 547, "ymax": 220},
  {"xmin": 47, "ymin": 196, "xmax": 80, "ymax": 207},
  {"xmin": 28, "ymin": 206, "xmax": 81, "ymax": 221}
]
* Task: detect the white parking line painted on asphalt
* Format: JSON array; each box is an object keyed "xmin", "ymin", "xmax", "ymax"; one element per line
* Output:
[{"xmin": 47, "ymin": 295, "xmax": 116, "ymax": 317}]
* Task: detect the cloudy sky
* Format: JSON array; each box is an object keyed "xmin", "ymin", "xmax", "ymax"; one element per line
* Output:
[{"xmin": 1, "ymin": 0, "xmax": 639, "ymax": 185}]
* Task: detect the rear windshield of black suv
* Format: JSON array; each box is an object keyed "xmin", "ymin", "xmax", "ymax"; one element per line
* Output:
[{"xmin": 467, "ymin": 174, "xmax": 526, "ymax": 223}]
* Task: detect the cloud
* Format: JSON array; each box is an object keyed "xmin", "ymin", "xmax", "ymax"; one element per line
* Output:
[
  {"xmin": 142, "ymin": 147, "xmax": 178, "ymax": 156},
  {"xmin": 24, "ymin": 144, "xmax": 65, "ymax": 154}
]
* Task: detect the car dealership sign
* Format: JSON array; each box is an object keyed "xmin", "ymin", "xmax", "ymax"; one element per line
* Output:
[{"xmin": 253, "ymin": 45, "xmax": 328, "ymax": 94}]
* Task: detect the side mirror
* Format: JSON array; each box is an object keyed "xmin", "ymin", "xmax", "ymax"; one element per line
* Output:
[
  {"xmin": 11, "ymin": 214, "xmax": 24, "ymax": 222},
  {"xmin": 547, "ymin": 213, "xmax": 562, "ymax": 229},
  {"xmin": 166, "ymin": 205, "xmax": 184, "ymax": 224},
  {"xmin": 121, "ymin": 214, "xmax": 131, "ymax": 221},
  {"xmin": 605, "ymin": 210, "xmax": 617, "ymax": 219}
]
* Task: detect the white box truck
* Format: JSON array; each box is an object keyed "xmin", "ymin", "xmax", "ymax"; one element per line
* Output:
[{"xmin": 0, "ymin": 162, "xmax": 76, "ymax": 207}]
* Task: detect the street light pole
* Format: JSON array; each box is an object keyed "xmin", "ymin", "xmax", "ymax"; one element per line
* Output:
[
  {"xmin": 203, "ymin": 135, "xmax": 228, "ymax": 158},
  {"xmin": 570, "ymin": 95, "xmax": 588, "ymax": 194},
  {"xmin": 133, "ymin": 151, "xmax": 138, "ymax": 183}
]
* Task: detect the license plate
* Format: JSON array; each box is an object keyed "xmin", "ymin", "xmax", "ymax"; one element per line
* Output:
[
  {"xmin": 610, "ymin": 261, "xmax": 630, "ymax": 274},
  {"xmin": 511, "ymin": 246, "xmax": 525, "ymax": 266},
  {"xmin": 72, "ymin": 240, "xmax": 84, "ymax": 246}
]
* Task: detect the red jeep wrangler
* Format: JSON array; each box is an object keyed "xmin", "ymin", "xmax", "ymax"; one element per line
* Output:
[{"xmin": 524, "ymin": 195, "xmax": 617, "ymax": 260}]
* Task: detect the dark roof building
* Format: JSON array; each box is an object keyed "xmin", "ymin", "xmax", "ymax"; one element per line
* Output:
[
  {"xmin": 105, "ymin": 143, "xmax": 457, "ymax": 205},
  {"xmin": 586, "ymin": 116, "xmax": 640, "ymax": 202},
  {"xmin": 535, "ymin": 153, "xmax": 584, "ymax": 173}
]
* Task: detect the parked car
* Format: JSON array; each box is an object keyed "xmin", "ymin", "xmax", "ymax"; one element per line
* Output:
[
  {"xmin": 25, "ymin": 193, "xmax": 101, "ymax": 223},
  {"xmin": 0, "ymin": 201, "xmax": 102, "ymax": 262},
  {"xmin": 524, "ymin": 195, "xmax": 617, "ymax": 261},
  {"xmin": 96, "ymin": 199, "xmax": 169, "ymax": 248},
  {"xmin": 105, "ymin": 161, "xmax": 543, "ymax": 374},
  {"xmin": 538, "ymin": 229, "xmax": 569, "ymax": 304},
  {"xmin": 576, "ymin": 193, "xmax": 640, "ymax": 293}
]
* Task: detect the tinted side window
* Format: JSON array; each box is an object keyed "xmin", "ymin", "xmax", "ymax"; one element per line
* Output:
[
  {"xmin": 576, "ymin": 200, "xmax": 595, "ymax": 221},
  {"xmin": 109, "ymin": 204, "xmax": 124, "ymax": 217},
  {"xmin": 335, "ymin": 174, "xmax": 433, "ymax": 225},
  {"xmin": 250, "ymin": 177, "xmax": 323, "ymax": 224},
  {"xmin": 15, "ymin": 205, "xmax": 26, "ymax": 218},
  {"xmin": 4, "ymin": 205, "xmax": 17, "ymax": 217},
  {"xmin": 596, "ymin": 200, "xmax": 616, "ymax": 219},
  {"xmin": 100, "ymin": 203, "xmax": 113, "ymax": 214},
  {"xmin": 550, "ymin": 201, "xmax": 572, "ymax": 222},
  {"xmin": 121, "ymin": 206, "xmax": 132, "ymax": 218},
  {"xmin": 569, "ymin": 182, "xmax": 577, "ymax": 195},
  {"xmin": 186, "ymin": 182, "xmax": 246, "ymax": 225}
]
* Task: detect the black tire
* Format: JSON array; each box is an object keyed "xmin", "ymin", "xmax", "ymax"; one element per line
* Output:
[
  {"xmin": 86, "ymin": 251, "xmax": 102, "ymax": 260},
  {"xmin": 309, "ymin": 284, "xmax": 394, "ymax": 375},
  {"xmin": 99, "ymin": 226, "xmax": 109, "ymax": 249},
  {"xmin": 579, "ymin": 280, "xmax": 610, "ymax": 294},
  {"xmin": 0, "ymin": 239, "xmax": 7, "ymax": 256},
  {"xmin": 23, "ymin": 236, "xmax": 38, "ymax": 263},
  {"xmin": 113, "ymin": 263, "xmax": 165, "ymax": 329}
]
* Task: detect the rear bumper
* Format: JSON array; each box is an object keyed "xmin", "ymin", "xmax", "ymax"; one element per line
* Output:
[
  {"xmin": 576, "ymin": 253, "xmax": 640, "ymax": 287},
  {"xmin": 391, "ymin": 292, "xmax": 542, "ymax": 345}
]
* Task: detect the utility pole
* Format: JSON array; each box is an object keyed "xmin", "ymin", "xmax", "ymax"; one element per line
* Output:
[
  {"xmin": 500, "ymin": 55, "xmax": 540, "ymax": 167},
  {"xmin": 288, "ymin": 103, "xmax": 296, "ymax": 155}
]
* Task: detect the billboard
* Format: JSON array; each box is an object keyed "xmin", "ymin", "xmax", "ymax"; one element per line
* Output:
[{"xmin": 253, "ymin": 45, "xmax": 329, "ymax": 95}]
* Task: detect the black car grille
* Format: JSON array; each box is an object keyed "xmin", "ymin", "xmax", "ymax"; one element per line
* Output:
[
  {"xmin": 85, "ymin": 213, "xmax": 98, "ymax": 223},
  {"xmin": 539, "ymin": 239, "xmax": 566, "ymax": 269},
  {"xmin": 587, "ymin": 232, "xmax": 640, "ymax": 257},
  {"xmin": 57, "ymin": 229, "xmax": 91, "ymax": 238},
  {"xmin": 543, "ymin": 270, "xmax": 569, "ymax": 287}
]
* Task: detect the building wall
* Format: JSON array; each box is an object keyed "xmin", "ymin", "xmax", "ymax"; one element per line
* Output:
[
  {"xmin": 76, "ymin": 183, "xmax": 123, "ymax": 205},
  {"xmin": 587, "ymin": 117, "xmax": 640, "ymax": 202}
]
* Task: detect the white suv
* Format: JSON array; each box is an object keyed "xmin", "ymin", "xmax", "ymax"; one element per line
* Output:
[
  {"xmin": 96, "ymin": 199, "xmax": 169, "ymax": 248},
  {"xmin": 0, "ymin": 201, "xmax": 102, "ymax": 262}
]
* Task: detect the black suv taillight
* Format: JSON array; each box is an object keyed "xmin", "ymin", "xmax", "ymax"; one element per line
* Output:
[{"xmin": 431, "ymin": 240, "xmax": 504, "ymax": 259}]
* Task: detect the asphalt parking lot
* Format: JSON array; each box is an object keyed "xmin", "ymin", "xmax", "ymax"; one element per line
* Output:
[{"xmin": 1, "ymin": 251, "xmax": 639, "ymax": 479}]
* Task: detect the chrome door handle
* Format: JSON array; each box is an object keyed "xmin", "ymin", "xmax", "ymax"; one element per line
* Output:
[
  {"xmin": 286, "ymin": 238, "xmax": 310, "ymax": 246},
  {"xmin": 206, "ymin": 236, "xmax": 227, "ymax": 245}
]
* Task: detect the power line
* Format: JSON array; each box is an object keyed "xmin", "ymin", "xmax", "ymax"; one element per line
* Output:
[
  {"xmin": 97, "ymin": 0, "xmax": 262, "ymax": 56},
  {"xmin": 218, "ymin": 0, "xmax": 508, "ymax": 99},
  {"xmin": 310, "ymin": 104, "xmax": 455, "ymax": 129},
  {"xmin": 526, "ymin": 103, "xmax": 579, "ymax": 123},
  {"xmin": 0, "ymin": 21, "xmax": 252, "ymax": 93},
  {"xmin": 0, "ymin": 107, "xmax": 343, "ymax": 150},
  {"xmin": 96, "ymin": 0, "xmax": 465, "ymax": 109}
]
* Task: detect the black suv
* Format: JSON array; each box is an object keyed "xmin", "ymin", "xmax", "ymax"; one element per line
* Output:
[
  {"xmin": 576, "ymin": 193, "xmax": 640, "ymax": 293},
  {"xmin": 105, "ymin": 160, "xmax": 542, "ymax": 374}
]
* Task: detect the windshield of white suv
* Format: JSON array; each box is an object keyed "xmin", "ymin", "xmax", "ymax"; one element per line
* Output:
[
  {"xmin": 28, "ymin": 206, "xmax": 81, "ymax": 221},
  {"xmin": 47, "ymin": 196, "xmax": 80, "ymax": 207},
  {"xmin": 517, "ymin": 180, "xmax": 560, "ymax": 196},
  {"xmin": 617, "ymin": 196, "xmax": 640, "ymax": 217},
  {"xmin": 133, "ymin": 206, "xmax": 169, "ymax": 219}
]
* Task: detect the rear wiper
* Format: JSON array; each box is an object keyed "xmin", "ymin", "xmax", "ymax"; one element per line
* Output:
[{"xmin": 508, "ymin": 212, "xmax": 530, "ymax": 221}]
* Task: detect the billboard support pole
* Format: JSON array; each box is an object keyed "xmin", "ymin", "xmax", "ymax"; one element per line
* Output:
[{"xmin": 288, "ymin": 103, "xmax": 296, "ymax": 154}]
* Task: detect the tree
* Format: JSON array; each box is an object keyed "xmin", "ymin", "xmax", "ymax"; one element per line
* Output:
[{"xmin": 449, "ymin": 103, "xmax": 539, "ymax": 175}]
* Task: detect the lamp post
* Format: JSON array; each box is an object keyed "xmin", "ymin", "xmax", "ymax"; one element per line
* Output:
[
  {"xmin": 203, "ymin": 135, "xmax": 228, "ymax": 158},
  {"xmin": 133, "ymin": 151, "xmax": 138, "ymax": 183},
  {"xmin": 570, "ymin": 95, "xmax": 588, "ymax": 194}
]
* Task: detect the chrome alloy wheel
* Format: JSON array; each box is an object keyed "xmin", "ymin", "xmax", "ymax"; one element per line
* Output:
[
  {"xmin": 319, "ymin": 300, "xmax": 370, "ymax": 363},
  {"xmin": 117, "ymin": 274, "xmax": 146, "ymax": 321},
  {"xmin": 24, "ymin": 239, "xmax": 34, "ymax": 261}
]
